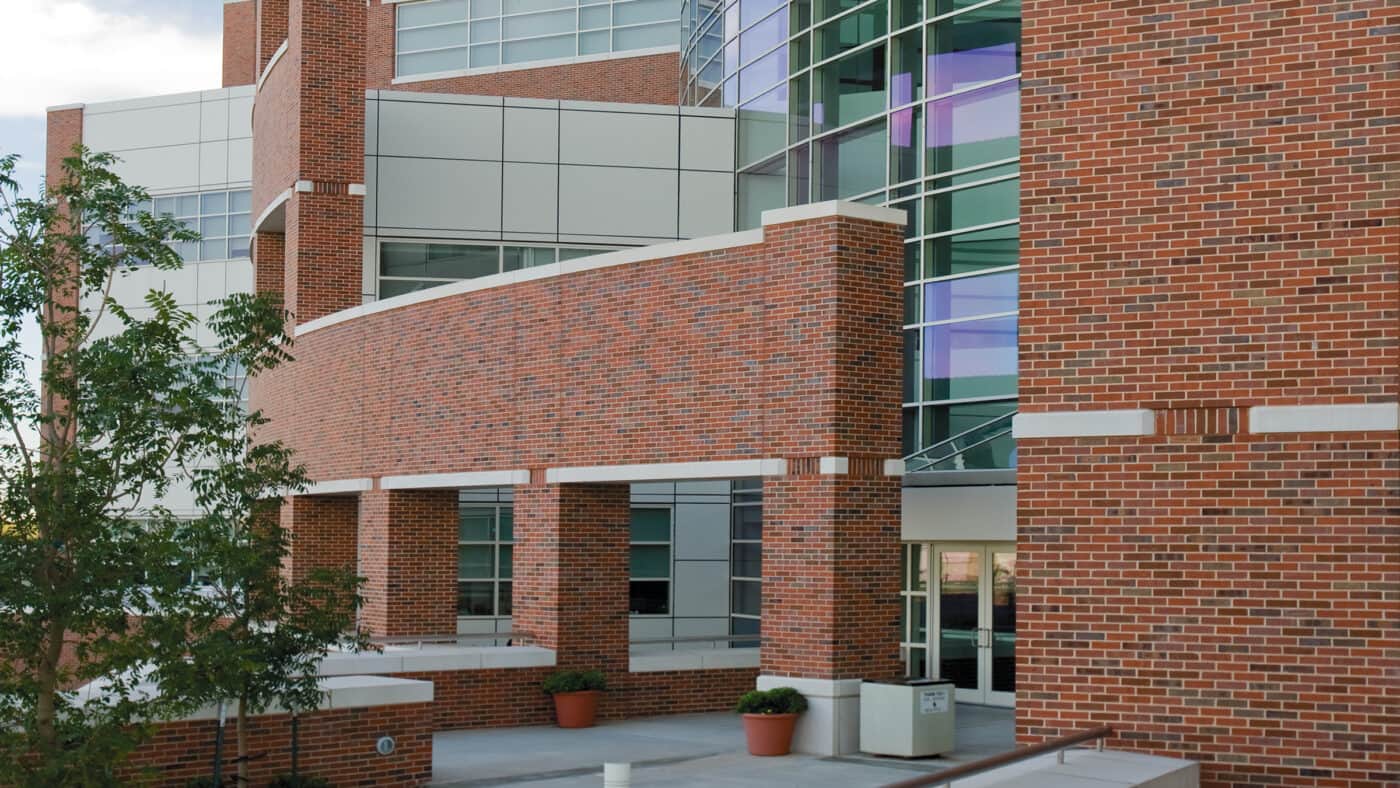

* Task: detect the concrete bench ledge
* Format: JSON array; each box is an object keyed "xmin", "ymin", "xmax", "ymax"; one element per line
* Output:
[
  {"xmin": 177, "ymin": 675, "xmax": 435, "ymax": 721},
  {"xmin": 952, "ymin": 749, "xmax": 1199, "ymax": 787},
  {"xmin": 629, "ymin": 647, "xmax": 760, "ymax": 673},
  {"xmin": 320, "ymin": 645, "xmax": 557, "ymax": 675}
]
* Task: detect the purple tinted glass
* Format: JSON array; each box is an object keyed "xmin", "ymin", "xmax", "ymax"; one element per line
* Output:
[
  {"xmin": 891, "ymin": 106, "xmax": 914, "ymax": 148},
  {"xmin": 923, "ymin": 315, "xmax": 1017, "ymax": 381},
  {"xmin": 739, "ymin": 46, "xmax": 786, "ymax": 102},
  {"xmin": 740, "ymin": 0, "xmax": 786, "ymax": 28},
  {"xmin": 739, "ymin": 10, "xmax": 787, "ymax": 63},
  {"xmin": 924, "ymin": 271, "xmax": 1017, "ymax": 323},
  {"xmin": 891, "ymin": 71, "xmax": 914, "ymax": 108},
  {"xmin": 927, "ymin": 42, "xmax": 1017, "ymax": 96},
  {"xmin": 925, "ymin": 78, "xmax": 1018, "ymax": 150},
  {"xmin": 743, "ymin": 81, "xmax": 787, "ymax": 113}
]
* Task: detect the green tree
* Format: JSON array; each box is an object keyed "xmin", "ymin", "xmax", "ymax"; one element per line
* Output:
[{"xmin": 0, "ymin": 147, "xmax": 358, "ymax": 785}]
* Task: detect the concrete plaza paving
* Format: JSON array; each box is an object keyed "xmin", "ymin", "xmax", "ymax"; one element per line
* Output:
[{"xmin": 431, "ymin": 704, "xmax": 1015, "ymax": 787}]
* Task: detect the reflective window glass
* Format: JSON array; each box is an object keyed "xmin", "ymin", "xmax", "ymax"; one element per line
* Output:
[
  {"xmin": 925, "ymin": 223, "xmax": 1018, "ymax": 278},
  {"xmin": 923, "ymin": 270, "xmax": 1017, "ymax": 322},
  {"xmin": 926, "ymin": 1, "xmax": 1020, "ymax": 94},
  {"xmin": 814, "ymin": 119, "xmax": 886, "ymax": 200},
  {"xmin": 922, "ymin": 315, "xmax": 1017, "ymax": 400},
  {"xmin": 925, "ymin": 177, "xmax": 1018, "ymax": 234},
  {"xmin": 814, "ymin": 43, "xmax": 886, "ymax": 131},
  {"xmin": 925, "ymin": 79, "xmax": 1019, "ymax": 174}
]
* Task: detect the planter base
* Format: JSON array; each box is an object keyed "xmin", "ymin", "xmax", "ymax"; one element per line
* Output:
[
  {"xmin": 552, "ymin": 690, "xmax": 601, "ymax": 728},
  {"xmin": 742, "ymin": 713, "xmax": 798, "ymax": 756}
]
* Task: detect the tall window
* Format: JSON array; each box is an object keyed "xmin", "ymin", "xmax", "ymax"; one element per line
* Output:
[
  {"xmin": 629, "ymin": 508, "xmax": 671, "ymax": 615},
  {"xmin": 899, "ymin": 543, "xmax": 929, "ymax": 677},
  {"xmin": 729, "ymin": 479, "xmax": 762, "ymax": 645},
  {"xmin": 457, "ymin": 499, "xmax": 513, "ymax": 617}
]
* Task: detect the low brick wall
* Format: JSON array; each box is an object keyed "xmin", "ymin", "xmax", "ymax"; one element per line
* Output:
[
  {"xmin": 398, "ymin": 666, "xmax": 759, "ymax": 730},
  {"xmin": 125, "ymin": 702, "xmax": 433, "ymax": 787}
]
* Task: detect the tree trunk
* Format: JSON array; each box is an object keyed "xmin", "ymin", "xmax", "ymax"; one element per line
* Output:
[
  {"xmin": 237, "ymin": 691, "xmax": 250, "ymax": 785},
  {"xmin": 34, "ymin": 613, "xmax": 67, "ymax": 752}
]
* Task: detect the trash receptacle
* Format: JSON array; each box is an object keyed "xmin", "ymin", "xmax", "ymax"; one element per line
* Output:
[{"xmin": 859, "ymin": 679, "xmax": 956, "ymax": 757}]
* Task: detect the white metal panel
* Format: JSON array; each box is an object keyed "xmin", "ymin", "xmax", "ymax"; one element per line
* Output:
[
  {"xmin": 501, "ymin": 162, "xmax": 558, "ymax": 234},
  {"xmin": 673, "ymin": 502, "xmax": 728, "ymax": 561},
  {"xmin": 376, "ymin": 157, "xmax": 503, "ymax": 232},
  {"xmin": 109, "ymin": 145, "xmax": 201, "ymax": 192},
  {"xmin": 678, "ymin": 170, "xmax": 734, "ymax": 239},
  {"xmin": 200, "ymin": 99, "xmax": 230, "ymax": 142},
  {"xmin": 198, "ymin": 141, "xmax": 229, "ymax": 187},
  {"xmin": 680, "ymin": 114, "xmax": 736, "ymax": 171},
  {"xmin": 558, "ymin": 165, "xmax": 677, "ymax": 239},
  {"xmin": 226, "ymin": 259, "xmax": 255, "ymax": 296},
  {"xmin": 671, "ymin": 562, "xmax": 730, "ymax": 618},
  {"xmin": 901, "ymin": 485, "xmax": 1015, "ymax": 542},
  {"xmin": 504, "ymin": 107, "xmax": 560, "ymax": 163},
  {"xmin": 227, "ymin": 138, "xmax": 253, "ymax": 183},
  {"xmin": 559, "ymin": 109, "xmax": 678, "ymax": 169},
  {"xmin": 226, "ymin": 95, "xmax": 254, "ymax": 139},
  {"xmin": 84, "ymin": 101, "xmax": 201, "ymax": 151},
  {"xmin": 377, "ymin": 99, "xmax": 503, "ymax": 160}
]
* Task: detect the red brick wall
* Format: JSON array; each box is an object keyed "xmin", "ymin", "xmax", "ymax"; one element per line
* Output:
[
  {"xmin": 254, "ymin": 215, "xmax": 905, "ymax": 483},
  {"xmin": 363, "ymin": 0, "xmax": 680, "ymax": 104},
  {"xmin": 252, "ymin": 231, "xmax": 285, "ymax": 298},
  {"xmin": 257, "ymin": 0, "xmax": 289, "ymax": 74},
  {"xmin": 280, "ymin": 495, "xmax": 356, "ymax": 584},
  {"xmin": 394, "ymin": 665, "xmax": 758, "ymax": 730},
  {"xmin": 45, "ymin": 107, "xmax": 83, "ymax": 193},
  {"xmin": 356, "ymin": 489, "xmax": 458, "ymax": 638},
  {"xmin": 514, "ymin": 483, "xmax": 631, "ymax": 674},
  {"xmin": 1018, "ymin": 1, "xmax": 1400, "ymax": 785},
  {"xmin": 761, "ymin": 472, "xmax": 902, "ymax": 681},
  {"xmin": 125, "ymin": 702, "xmax": 432, "ymax": 787},
  {"xmin": 222, "ymin": 1, "xmax": 257, "ymax": 87}
]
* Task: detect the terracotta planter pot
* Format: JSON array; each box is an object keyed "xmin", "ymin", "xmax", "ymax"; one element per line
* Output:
[
  {"xmin": 742, "ymin": 713, "xmax": 799, "ymax": 756},
  {"xmin": 551, "ymin": 690, "xmax": 601, "ymax": 728}
]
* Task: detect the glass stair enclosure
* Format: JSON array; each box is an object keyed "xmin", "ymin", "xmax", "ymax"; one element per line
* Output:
[{"xmin": 903, "ymin": 410, "xmax": 1015, "ymax": 474}]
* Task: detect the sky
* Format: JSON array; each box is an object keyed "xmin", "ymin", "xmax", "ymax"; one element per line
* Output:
[{"xmin": 1, "ymin": 0, "xmax": 223, "ymax": 420}]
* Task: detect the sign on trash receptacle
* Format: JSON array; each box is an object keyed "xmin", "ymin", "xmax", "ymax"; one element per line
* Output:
[{"xmin": 920, "ymin": 687, "xmax": 949, "ymax": 714}]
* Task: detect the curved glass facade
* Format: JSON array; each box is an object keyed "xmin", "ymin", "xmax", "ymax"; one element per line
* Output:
[{"xmin": 684, "ymin": 0, "xmax": 1020, "ymax": 459}]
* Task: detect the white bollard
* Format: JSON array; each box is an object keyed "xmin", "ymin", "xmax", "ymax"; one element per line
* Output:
[{"xmin": 603, "ymin": 762, "xmax": 632, "ymax": 787}]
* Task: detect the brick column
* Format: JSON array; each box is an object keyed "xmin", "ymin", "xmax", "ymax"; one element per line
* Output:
[
  {"xmin": 759, "ymin": 469, "xmax": 902, "ymax": 755},
  {"xmin": 281, "ymin": 495, "xmax": 357, "ymax": 584},
  {"xmin": 512, "ymin": 482, "xmax": 630, "ymax": 677},
  {"xmin": 356, "ymin": 489, "xmax": 457, "ymax": 638},
  {"xmin": 256, "ymin": 0, "xmax": 288, "ymax": 73},
  {"xmin": 251, "ymin": 231, "xmax": 284, "ymax": 299},
  {"xmin": 222, "ymin": 0, "xmax": 256, "ymax": 87},
  {"xmin": 282, "ymin": 0, "xmax": 366, "ymax": 324},
  {"xmin": 750, "ymin": 207, "xmax": 906, "ymax": 756}
]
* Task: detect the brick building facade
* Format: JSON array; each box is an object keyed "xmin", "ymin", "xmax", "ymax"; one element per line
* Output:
[{"xmin": 41, "ymin": 0, "xmax": 1398, "ymax": 783}]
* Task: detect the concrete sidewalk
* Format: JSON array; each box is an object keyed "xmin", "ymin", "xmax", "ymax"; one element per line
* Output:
[{"xmin": 432, "ymin": 704, "xmax": 1015, "ymax": 787}]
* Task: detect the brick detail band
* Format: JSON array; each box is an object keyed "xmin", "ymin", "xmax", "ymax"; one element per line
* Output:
[{"xmin": 1155, "ymin": 407, "xmax": 1245, "ymax": 437}]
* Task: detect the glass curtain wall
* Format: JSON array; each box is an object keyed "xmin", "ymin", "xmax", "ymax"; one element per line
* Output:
[{"xmin": 683, "ymin": 0, "xmax": 1021, "ymax": 459}]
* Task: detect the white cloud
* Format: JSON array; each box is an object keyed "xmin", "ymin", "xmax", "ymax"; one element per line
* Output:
[{"xmin": 0, "ymin": 0, "xmax": 222, "ymax": 117}]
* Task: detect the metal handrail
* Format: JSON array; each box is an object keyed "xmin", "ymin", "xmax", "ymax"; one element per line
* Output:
[
  {"xmin": 910, "ymin": 425, "xmax": 1014, "ymax": 473},
  {"xmin": 881, "ymin": 726, "xmax": 1114, "ymax": 788},
  {"xmin": 367, "ymin": 632, "xmax": 521, "ymax": 649},
  {"xmin": 902, "ymin": 410, "xmax": 1017, "ymax": 469},
  {"xmin": 631, "ymin": 634, "xmax": 761, "ymax": 645}
]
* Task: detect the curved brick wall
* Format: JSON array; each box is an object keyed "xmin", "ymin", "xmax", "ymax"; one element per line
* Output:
[{"xmin": 253, "ymin": 213, "xmax": 905, "ymax": 484}]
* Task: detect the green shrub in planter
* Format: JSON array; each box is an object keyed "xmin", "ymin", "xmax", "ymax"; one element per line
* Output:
[
  {"xmin": 542, "ymin": 669, "xmax": 607, "ymax": 695},
  {"xmin": 735, "ymin": 687, "xmax": 808, "ymax": 715}
]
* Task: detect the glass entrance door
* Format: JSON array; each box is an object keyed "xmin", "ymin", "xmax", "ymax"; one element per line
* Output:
[{"xmin": 900, "ymin": 543, "xmax": 1016, "ymax": 707}]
